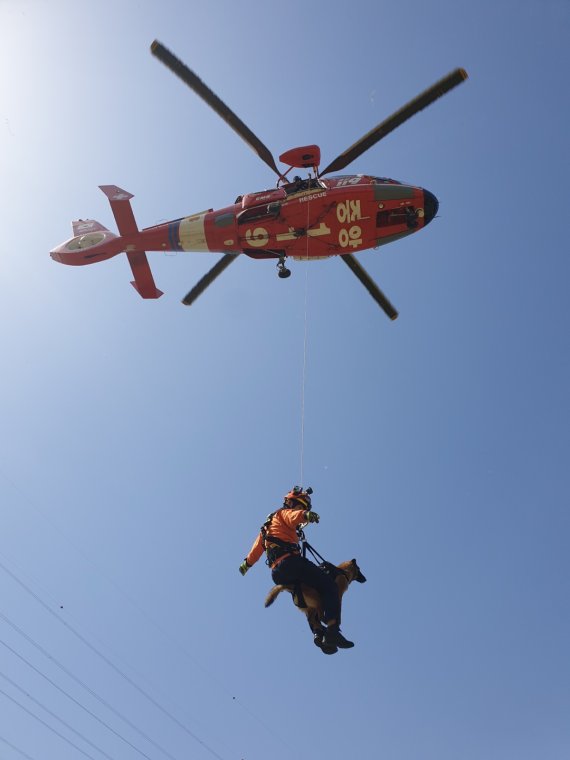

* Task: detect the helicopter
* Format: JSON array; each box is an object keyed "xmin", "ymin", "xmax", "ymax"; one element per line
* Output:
[{"xmin": 50, "ymin": 41, "xmax": 468, "ymax": 319}]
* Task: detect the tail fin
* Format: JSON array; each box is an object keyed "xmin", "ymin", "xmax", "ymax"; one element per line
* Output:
[
  {"xmin": 99, "ymin": 185, "xmax": 163, "ymax": 299},
  {"xmin": 72, "ymin": 219, "xmax": 111, "ymax": 236}
]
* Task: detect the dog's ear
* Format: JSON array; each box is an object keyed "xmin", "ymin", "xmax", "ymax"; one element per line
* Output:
[{"xmin": 351, "ymin": 558, "xmax": 356, "ymax": 565}]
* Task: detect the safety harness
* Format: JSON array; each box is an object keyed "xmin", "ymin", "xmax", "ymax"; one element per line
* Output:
[
  {"xmin": 261, "ymin": 513, "xmax": 349, "ymax": 613},
  {"xmin": 260, "ymin": 511, "xmax": 303, "ymax": 568}
]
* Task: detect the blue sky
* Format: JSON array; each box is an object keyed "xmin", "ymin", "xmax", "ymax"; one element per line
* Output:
[{"xmin": 1, "ymin": 1, "xmax": 569, "ymax": 758}]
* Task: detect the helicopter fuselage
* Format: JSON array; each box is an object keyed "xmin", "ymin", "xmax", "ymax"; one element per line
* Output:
[
  {"xmin": 50, "ymin": 43, "xmax": 465, "ymax": 313},
  {"xmin": 50, "ymin": 174, "xmax": 438, "ymax": 267}
]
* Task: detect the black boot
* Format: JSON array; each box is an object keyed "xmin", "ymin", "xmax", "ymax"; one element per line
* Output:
[
  {"xmin": 323, "ymin": 625, "xmax": 354, "ymax": 649},
  {"xmin": 314, "ymin": 629, "xmax": 338, "ymax": 655}
]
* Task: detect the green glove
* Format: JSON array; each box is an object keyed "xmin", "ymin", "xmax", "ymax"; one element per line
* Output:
[
  {"xmin": 305, "ymin": 511, "xmax": 320, "ymax": 524},
  {"xmin": 239, "ymin": 560, "xmax": 250, "ymax": 576}
]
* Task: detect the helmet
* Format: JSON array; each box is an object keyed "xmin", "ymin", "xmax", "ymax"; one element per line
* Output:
[{"xmin": 284, "ymin": 486, "xmax": 312, "ymax": 509}]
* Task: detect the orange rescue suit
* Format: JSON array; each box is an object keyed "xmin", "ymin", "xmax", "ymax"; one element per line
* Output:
[{"xmin": 246, "ymin": 507, "xmax": 308, "ymax": 568}]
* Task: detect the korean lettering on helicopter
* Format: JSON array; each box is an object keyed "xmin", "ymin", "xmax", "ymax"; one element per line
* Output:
[{"xmin": 336, "ymin": 199, "xmax": 362, "ymax": 248}]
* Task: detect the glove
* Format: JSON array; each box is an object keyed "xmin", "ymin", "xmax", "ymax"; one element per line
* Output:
[
  {"xmin": 305, "ymin": 511, "xmax": 320, "ymax": 524},
  {"xmin": 239, "ymin": 560, "xmax": 250, "ymax": 576}
]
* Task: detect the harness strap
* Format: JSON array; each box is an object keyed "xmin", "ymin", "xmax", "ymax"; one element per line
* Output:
[
  {"xmin": 270, "ymin": 552, "xmax": 295, "ymax": 569},
  {"xmin": 261, "ymin": 510, "xmax": 304, "ymax": 567},
  {"xmin": 302, "ymin": 540, "xmax": 326, "ymax": 564},
  {"xmin": 265, "ymin": 534, "xmax": 300, "ymax": 552},
  {"xmin": 302, "ymin": 540, "xmax": 350, "ymax": 580},
  {"xmin": 262, "ymin": 533, "xmax": 301, "ymax": 568}
]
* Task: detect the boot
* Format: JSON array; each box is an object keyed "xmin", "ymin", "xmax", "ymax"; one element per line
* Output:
[
  {"xmin": 323, "ymin": 625, "xmax": 354, "ymax": 649},
  {"xmin": 314, "ymin": 630, "xmax": 338, "ymax": 655}
]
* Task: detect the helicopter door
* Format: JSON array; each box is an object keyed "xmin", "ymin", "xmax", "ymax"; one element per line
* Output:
[{"xmin": 237, "ymin": 202, "xmax": 282, "ymax": 226}]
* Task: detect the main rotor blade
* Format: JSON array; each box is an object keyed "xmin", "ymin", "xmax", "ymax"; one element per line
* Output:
[
  {"xmin": 182, "ymin": 253, "xmax": 239, "ymax": 307},
  {"xmin": 151, "ymin": 41, "xmax": 281, "ymax": 178},
  {"xmin": 321, "ymin": 68, "xmax": 468, "ymax": 176},
  {"xmin": 340, "ymin": 254, "xmax": 398, "ymax": 320}
]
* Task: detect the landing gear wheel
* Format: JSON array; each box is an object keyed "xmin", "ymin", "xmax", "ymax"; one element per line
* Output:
[{"xmin": 277, "ymin": 255, "xmax": 291, "ymax": 279}]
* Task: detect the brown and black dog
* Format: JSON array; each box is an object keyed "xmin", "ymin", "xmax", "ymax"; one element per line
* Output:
[{"xmin": 264, "ymin": 559, "xmax": 366, "ymax": 654}]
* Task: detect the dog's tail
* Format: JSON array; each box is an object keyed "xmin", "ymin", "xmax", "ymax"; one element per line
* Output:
[{"xmin": 264, "ymin": 585, "xmax": 286, "ymax": 608}]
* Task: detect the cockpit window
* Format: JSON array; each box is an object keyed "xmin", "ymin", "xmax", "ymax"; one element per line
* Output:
[
  {"xmin": 284, "ymin": 177, "xmax": 326, "ymax": 195},
  {"xmin": 373, "ymin": 177, "xmax": 401, "ymax": 185}
]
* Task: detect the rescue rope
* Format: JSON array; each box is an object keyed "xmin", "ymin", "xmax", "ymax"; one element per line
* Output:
[{"xmin": 299, "ymin": 199, "xmax": 311, "ymax": 485}]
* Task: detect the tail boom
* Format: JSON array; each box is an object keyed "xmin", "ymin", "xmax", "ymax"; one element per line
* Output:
[{"xmin": 50, "ymin": 186, "xmax": 163, "ymax": 299}]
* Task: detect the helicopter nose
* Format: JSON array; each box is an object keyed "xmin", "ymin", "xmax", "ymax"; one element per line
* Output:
[{"xmin": 422, "ymin": 189, "xmax": 439, "ymax": 226}]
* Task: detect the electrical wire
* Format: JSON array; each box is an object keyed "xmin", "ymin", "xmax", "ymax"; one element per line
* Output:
[
  {"xmin": 0, "ymin": 686, "xmax": 99, "ymax": 760},
  {"xmin": 0, "ymin": 636, "xmax": 154, "ymax": 760},
  {"xmin": 0, "ymin": 557, "xmax": 225, "ymax": 760},
  {"xmin": 0, "ymin": 465, "xmax": 293, "ymax": 756},
  {"xmin": 0, "ymin": 734, "xmax": 38, "ymax": 760},
  {"xmin": 0, "ymin": 669, "xmax": 118, "ymax": 760},
  {"xmin": 0, "ymin": 610, "xmax": 182, "ymax": 760}
]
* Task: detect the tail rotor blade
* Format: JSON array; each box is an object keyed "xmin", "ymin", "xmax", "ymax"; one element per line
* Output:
[
  {"xmin": 151, "ymin": 41, "xmax": 281, "ymax": 178},
  {"xmin": 182, "ymin": 253, "xmax": 239, "ymax": 306},
  {"xmin": 321, "ymin": 68, "xmax": 468, "ymax": 176},
  {"xmin": 340, "ymin": 254, "xmax": 398, "ymax": 320}
]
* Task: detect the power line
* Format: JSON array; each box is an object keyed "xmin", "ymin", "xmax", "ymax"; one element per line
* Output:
[
  {"xmin": 0, "ymin": 558, "xmax": 226, "ymax": 760},
  {"xmin": 0, "ymin": 466, "xmax": 293, "ymax": 755},
  {"xmin": 0, "ymin": 685, "xmax": 99, "ymax": 760},
  {"xmin": 0, "ymin": 612, "xmax": 178, "ymax": 760},
  {"xmin": 0, "ymin": 668, "xmax": 118, "ymax": 760},
  {"xmin": 0, "ymin": 733, "xmax": 38, "ymax": 760},
  {"xmin": 0, "ymin": 635, "xmax": 156, "ymax": 760}
]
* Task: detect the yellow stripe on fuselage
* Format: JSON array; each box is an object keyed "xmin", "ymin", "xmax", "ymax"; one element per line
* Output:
[{"xmin": 179, "ymin": 213, "xmax": 209, "ymax": 251}]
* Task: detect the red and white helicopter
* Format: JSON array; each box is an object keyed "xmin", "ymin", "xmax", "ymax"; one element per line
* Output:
[{"xmin": 50, "ymin": 41, "xmax": 467, "ymax": 319}]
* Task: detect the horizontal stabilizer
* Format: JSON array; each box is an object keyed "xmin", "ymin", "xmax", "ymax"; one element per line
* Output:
[
  {"xmin": 99, "ymin": 185, "xmax": 138, "ymax": 236},
  {"xmin": 72, "ymin": 219, "xmax": 110, "ymax": 236},
  {"xmin": 127, "ymin": 250, "xmax": 163, "ymax": 299},
  {"xmin": 99, "ymin": 185, "xmax": 134, "ymax": 202},
  {"xmin": 98, "ymin": 185, "xmax": 162, "ymax": 298}
]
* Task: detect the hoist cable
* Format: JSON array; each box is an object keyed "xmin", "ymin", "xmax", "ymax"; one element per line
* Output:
[
  {"xmin": 300, "ymin": 269, "xmax": 308, "ymax": 485},
  {"xmin": 299, "ymin": 198, "xmax": 311, "ymax": 485}
]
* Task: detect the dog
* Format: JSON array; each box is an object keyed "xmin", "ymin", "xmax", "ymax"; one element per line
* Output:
[{"xmin": 264, "ymin": 558, "xmax": 366, "ymax": 654}]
